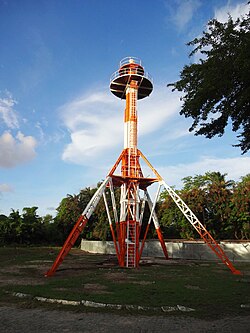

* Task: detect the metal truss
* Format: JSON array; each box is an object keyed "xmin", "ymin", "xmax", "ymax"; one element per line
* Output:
[{"xmin": 45, "ymin": 56, "xmax": 241, "ymax": 277}]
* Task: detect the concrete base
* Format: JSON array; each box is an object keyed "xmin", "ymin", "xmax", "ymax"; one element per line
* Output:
[{"xmin": 81, "ymin": 239, "xmax": 250, "ymax": 262}]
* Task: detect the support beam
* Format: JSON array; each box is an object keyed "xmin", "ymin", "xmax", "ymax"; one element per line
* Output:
[
  {"xmin": 45, "ymin": 177, "xmax": 111, "ymax": 277},
  {"xmin": 161, "ymin": 180, "xmax": 242, "ymax": 275}
]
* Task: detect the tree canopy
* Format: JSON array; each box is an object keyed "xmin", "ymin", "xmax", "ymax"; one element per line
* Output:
[
  {"xmin": 0, "ymin": 173, "xmax": 249, "ymax": 245},
  {"xmin": 168, "ymin": 9, "xmax": 250, "ymax": 153},
  {"xmin": 159, "ymin": 172, "xmax": 250, "ymax": 240}
]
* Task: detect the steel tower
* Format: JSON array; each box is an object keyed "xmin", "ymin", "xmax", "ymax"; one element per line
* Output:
[{"xmin": 45, "ymin": 57, "xmax": 241, "ymax": 276}]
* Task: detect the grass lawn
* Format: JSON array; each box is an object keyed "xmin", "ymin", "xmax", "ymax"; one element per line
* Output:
[{"xmin": 0, "ymin": 246, "xmax": 249, "ymax": 318}]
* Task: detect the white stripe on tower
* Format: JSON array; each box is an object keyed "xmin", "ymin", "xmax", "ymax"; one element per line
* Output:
[{"xmin": 124, "ymin": 84, "xmax": 138, "ymax": 149}]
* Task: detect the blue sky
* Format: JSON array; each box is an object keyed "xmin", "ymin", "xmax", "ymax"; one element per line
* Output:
[{"xmin": 0, "ymin": 0, "xmax": 249, "ymax": 217}]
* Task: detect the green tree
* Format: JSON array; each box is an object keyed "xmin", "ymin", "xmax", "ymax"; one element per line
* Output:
[
  {"xmin": 229, "ymin": 174, "xmax": 250, "ymax": 239},
  {"xmin": 159, "ymin": 172, "xmax": 238, "ymax": 240},
  {"xmin": 54, "ymin": 194, "xmax": 83, "ymax": 242},
  {"xmin": 203, "ymin": 172, "xmax": 234, "ymax": 239},
  {"xmin": 19, "ymin": 207, "xmax": 43, "ymax": 244},
  {"xmin": 54, "ymin": 184, "xmax": 107, "ymax": 243},
  {"xmin": 7, "ymin": 209, "xmax": 22, "ymax": 243},
  {"xmin": 182, "ymin": 174, "xmax": 208, "ymax": 191},
  {"xmin": 158, "ymin": 187, "xmax": 200, "ymax": 239},
  {"xmin": 77, "ymin": 186, "xmax": 99, "ymax": 240},
  {"xmin": 0, "ymin": 214, "xmax": 9, "ymax": 244},
  {"xmin": 168, "ymin": 10, "xmax": 250, "ymax": 153},
  {"xmin": 41, "ymin": 214, "xmax": 61, "ymax": 244}
]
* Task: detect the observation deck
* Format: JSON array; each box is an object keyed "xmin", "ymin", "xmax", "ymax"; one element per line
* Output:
[{"xmin": 110, "ymin": 57, "xmax": 153, "ymax": 100}]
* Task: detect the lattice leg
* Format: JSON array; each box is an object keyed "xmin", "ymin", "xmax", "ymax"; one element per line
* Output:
[
  {"xmin": 45, "ymin": 215, "xmax": 88, "ymax": 277},
  {"xmin": 139, "ymin": 189, "xmax": 168, "ymax": 260},
  {"xmin": 45, "ymin": 177, "xmax": 111, "ymax": 277},
  {"xmin": 161, "ymin": 180, "xmax": 242, "ymax": 275}
]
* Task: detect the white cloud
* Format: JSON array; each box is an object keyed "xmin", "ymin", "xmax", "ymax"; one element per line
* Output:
[
  {"xmin": 60, "ymin": 86, "xmax": 181, "ymax": 165},
  {"xmin": 167, "ymin": 0, "xmax": 201, "ymax": 30},
  {"xmin": 138, "ymin": 87, "xmax": 181, "ymax": 136},
  {"xmin": 35, "ymin": 121, "xmax": 46, "ymax": 142},
  {"xmin": 215, "ymin": 1, "xmax": 249, "ymax": 22},
  {"xmin": 0, "ymin": 183, "xmax": 13, "ymax": 193},
  {"xmin": 158, "ymin": 156, "xmax": 250, "ymax": 188},
  {"xmin": 60, "ymin": 91, "xmax": 123, "ymax": 164},
  {"xmin": 0, "ymin": 131, "xmax": 37, "ymax": 168},
  {"xmin": 0, "ymin": 91, "xmax": 19, "ymax": 129}
]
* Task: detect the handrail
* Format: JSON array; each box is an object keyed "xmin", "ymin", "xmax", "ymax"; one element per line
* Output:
[
  {"xmin": 110, "ymin": 67, "xmax": 153, "ymax": 83},
  {"xmin": 110, "ymin": 56, "xmax": 153, "ymax": 84},
  {"xmin": 120, "ymin": 57, "xmax": 142, "ymax": 67}
]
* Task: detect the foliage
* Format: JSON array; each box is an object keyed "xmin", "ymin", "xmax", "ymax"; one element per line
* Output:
[
  {"xmin": 0, "ymin": 208, "xmax": 45, "ymax": 245},
  {"xmin": 159, "ymin": 185, "xmax": 210, "ymax": 239},
  {"xmin": 229, "ymin": 174, "xmax": 250, "ymax": 239},
  {"xmin": 54, "ymin": 184, "xmax": 112, "ymax": 242},
  {"xmin": 159, "ymin": 172, "xmax": 250, "ymax": 240},
  {"xmin": 1, "ymin": 173, "xmax": 249, "ymax": 245},
  {"xmin": 168, "ymin": 10, "xmax": 250, "ymax": 153}
]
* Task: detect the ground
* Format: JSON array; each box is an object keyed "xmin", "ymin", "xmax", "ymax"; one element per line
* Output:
[
  {"xmin": 0, "ymin": 247, "xmax": 249, "ymax": 332},
  {"xmin": 1, "ymin": 306, "xmax": 250, "ymax": 332}
]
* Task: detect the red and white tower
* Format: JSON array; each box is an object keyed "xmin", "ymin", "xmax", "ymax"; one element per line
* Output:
[
  {"xmin": 109, "ymin": 57, "xmax": 167, "ymax": 267},
  {"xmin": 45, "ymin": 57, "xmax": 241, "ymax": 276}
]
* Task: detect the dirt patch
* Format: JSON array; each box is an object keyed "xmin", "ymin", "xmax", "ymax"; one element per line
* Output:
[
  {"xmin": 104, "ymin": 272, "xmax": 156, "ymax": 285},
  {"xmin": 83, "ymin": 283, "xmax": 111, "ymax": 294},
  {"xmin": 0, "ymin": 263, "xmax": 48, "ymax": 286},
  {"xmin": 0, "ymin": 277, "xmax": 45, "ymax": 286},
  {"xmin": 0, "ymin": 265, "xmax": 26, "ymax": 275},
  {"xmin": 131, "ymin": 281, "xmax": 155, "ymax": 285},
  {"xmin": 104, "ymin": 271, "xmax": 135, "ymax": 282},
  {"xmin": 28, "ymin": 260, "xmax": 54, "ymax": 264},
  {"xmin": 185, "ymin": 285, "xmax": 202, "ymax": 290}
]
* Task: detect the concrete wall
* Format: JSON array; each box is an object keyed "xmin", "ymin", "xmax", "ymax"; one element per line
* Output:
[{"xmin": 81, "ymin": 239, "xmax": 250, "ymax": 262}]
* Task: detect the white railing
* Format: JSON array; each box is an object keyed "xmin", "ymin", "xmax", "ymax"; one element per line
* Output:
[
  {"xmin": 120, "ymin": 56, "xmax": 142, "ymax": 67},
  {"xmin": 110, "ymin": 67, "xmax": 153, "ymax": 83}
]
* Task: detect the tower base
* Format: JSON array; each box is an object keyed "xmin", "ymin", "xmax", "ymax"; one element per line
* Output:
[{"xmin": 45, "ymin": 149, "xmax": 241, "ymax": 277}]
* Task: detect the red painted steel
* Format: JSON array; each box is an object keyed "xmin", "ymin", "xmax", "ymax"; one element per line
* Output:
[
  {"xmin": 45, "ymin": 57, "xmax": 241, "ymax": 276},
  {"xmin": 108, "ymin": 58, "xmax": 168, "ymax": 267},
  {"xmin": 45, "ymin": 215, "xmax": 88, "ymax": 277}
]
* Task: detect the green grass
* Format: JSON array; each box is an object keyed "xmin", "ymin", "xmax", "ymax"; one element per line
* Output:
[{"xmin": 0, "ymin": 246, "xmax": 250, "ymax": 318}]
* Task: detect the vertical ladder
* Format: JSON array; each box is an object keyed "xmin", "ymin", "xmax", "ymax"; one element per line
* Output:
[{"xmin": 126, "ymin": 221, "xmax": 136, "ymax": 267}]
